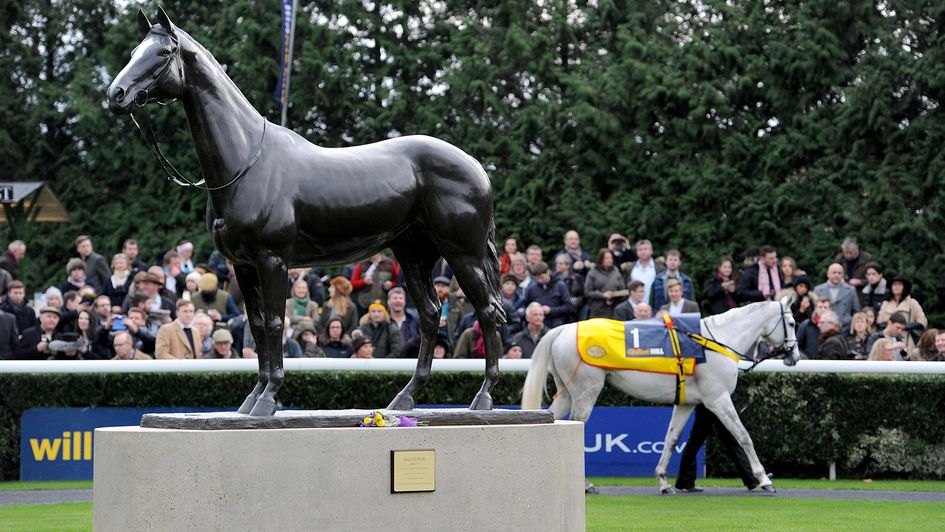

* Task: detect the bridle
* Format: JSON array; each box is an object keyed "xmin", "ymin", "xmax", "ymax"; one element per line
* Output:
[
  {"xmin": 128, "ymin": 29, "xmax": 266, "ymax": 191},
  {"xmin": 703, "ymin": 301, "xmax": 797, "ymax": 372}
]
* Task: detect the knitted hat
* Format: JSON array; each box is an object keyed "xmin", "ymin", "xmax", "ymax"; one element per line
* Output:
[
  {"xmin": 44, "ymin": 287, "xmax": 63, "ymax": 302},
  {"xmin": 368, "ymin": 299, "xmax": 389, "ymax": 319},
  {"xmin": 351, "ymin": 335, "xmax": 373, "ymax": 353},
  {"xmin": 66, "ymin": 258, "xmax": 86, "ymax": 274},
  {"xmin": 186, "ymin": 271, "xmax": 203, "ymax": 287},
  {"xmin": 199, "ymin": 272, "xmax": 218, "ymax": 291},
  {"xmin": 330, "ymin": 276, "xmax": 352, "ymax": 297},
  {"xmin": 433, "ymin": 276, "xmax": 451, "ymax": 286}
]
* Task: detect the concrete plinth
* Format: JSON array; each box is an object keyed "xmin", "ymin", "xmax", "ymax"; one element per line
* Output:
[{"xmin": 93, "ymin": 420, "xmax": 584, "ymax": 531}]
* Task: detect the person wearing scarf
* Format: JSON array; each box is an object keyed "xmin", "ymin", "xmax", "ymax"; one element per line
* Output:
[
  {"xmin": 285, "ymin": 279, "xmax": 319, "ymax": 327},
  {"xmin": 104, "ymin": 253, "xmax": 134, "ymax": 308}
]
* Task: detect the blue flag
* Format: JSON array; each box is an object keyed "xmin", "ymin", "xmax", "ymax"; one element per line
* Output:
[{"xmin": 273, "ymin": 0, "xmax": 295, "ymax": 107}]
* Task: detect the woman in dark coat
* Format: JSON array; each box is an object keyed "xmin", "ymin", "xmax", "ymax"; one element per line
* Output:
[
  {"xmin": 705, "ymin": 257, "xmax": 739, "ymax": 316},
  {"xmin": 102, "ymin": 254, "xmax": 135, "ymax": 309},
  {"xmin": 583, "ymin": 249, "xmax": 625, "ymax": 319},
  {"xmin": 320, "ymin": 317, "xmax": 353, "ymax": 358}
]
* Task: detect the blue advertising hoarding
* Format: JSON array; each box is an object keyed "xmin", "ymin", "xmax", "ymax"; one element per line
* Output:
[
  {"xmin": 20, "ymin": 405, "xmax": 701, "ymax": 480},
  {"xmin": 20, "ymin": 407, "xmax": 222, "ymax": 481},
  {"xmin": 583, "ymin": 406, "xmax": 702, "ymax": 477}
]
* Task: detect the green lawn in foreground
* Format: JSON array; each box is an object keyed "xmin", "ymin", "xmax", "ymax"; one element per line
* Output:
[
  {"xmin": 587, "ymin": 496, "xmax": 945, "ymax": 531},
  {"xmin": 0, "ymin": 481, "xmax": 92, "ymax": 492},
  {"xmin": 590, "ymin": 476, "xmax": 945, "ymax": 492},
  {"xmin": 1, "ymin": 495, "xmax": 944, "ymax": 531},
  {"xmin": 0, "ymin": 503, "xmax": 91, "ymax": 532}
]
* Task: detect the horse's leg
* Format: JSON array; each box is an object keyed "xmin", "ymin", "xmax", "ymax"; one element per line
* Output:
[
  {"xmin": 234, "ymin": 264, "xmax": 268, "ymax": 415},
  {"xmin": 704, "ymin": 395, "xmax": 774, "ymax": 491},
  {"xmin": 387, "ymin": 240, "xmax": 440, "ymax": 411},
  {"xmin": 655, "ymin": 403, "xmax": 695, "ymax": 494},
  {"xmin": 448, "ymin": 253, "xmax": 503, "ymax": 410},
  {"xmin": 246, "ymin": 255, "xmax": 288, "ymax": 417},
  {"xmin": 566, "ymin": 366, "xmax": 606, "ymax": 494},
  {"xmin": 548, "ymin": 364, "xmax": 572, "ymax": 420}
]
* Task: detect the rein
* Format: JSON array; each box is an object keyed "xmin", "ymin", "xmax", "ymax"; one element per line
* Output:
[{"xmin": 129, "ymin": 30, "xmax": 267, "ymax": 192}]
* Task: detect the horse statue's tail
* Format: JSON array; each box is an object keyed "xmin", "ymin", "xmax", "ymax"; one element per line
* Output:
[
  {"xmin": 521, "ymin": 325, "xmax": 566, "ymax": 410},
  {"xmin": 483, "ymin": 218, "xmax": 507, "ymax": 325}
]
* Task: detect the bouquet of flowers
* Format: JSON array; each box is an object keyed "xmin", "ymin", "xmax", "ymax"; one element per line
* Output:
[{"xmin": 358, "ymin": 411, "xmax": 426, "ymax": 428}]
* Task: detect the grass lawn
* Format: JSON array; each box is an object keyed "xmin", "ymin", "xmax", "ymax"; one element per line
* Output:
[
  {"xmin": 1, "ymin": 478, "xmax": 942, "ymax": 531},
  {"xmin": 590, "ymin": 476, "xmax": 945, "ymax": 492},
  {"xmin": 0, "ymin": 503, "xmax": 91, "ymax": 532},
  {"xmin": 586, "ymin": 496, "xmax": 945, "ymax": 531}
]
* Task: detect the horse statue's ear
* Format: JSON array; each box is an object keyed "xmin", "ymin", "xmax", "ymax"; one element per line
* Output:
[
  {"xmin": 156, "ymin": 6, "xmax": 177, "ymax": 37},
  {"xmin": 137, "ymin": 9, "xmax": 152, "ymax": 37}
]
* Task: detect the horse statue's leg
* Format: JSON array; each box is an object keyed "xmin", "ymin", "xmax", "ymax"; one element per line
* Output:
[
  {"xmin": 387, "ymin": 241, "xmax": 441, "ymax": 411},
  {"xmin": 654, "ymin": 403, "xmax": 695, "ymax": 494},
  {"xmin": 704, "ymin": 395, "xmax": 774, "ymax": 492},
  {"xmin": 448, "ymin": 254, "xmax": 504, "ymax": 410},
  {"xmin": 234, "ymin": 264, "xmax": 269, "ymax": 415},
  {"xmin": 237, "ymin": 257, "xmax": 288, "ymax": 416}
]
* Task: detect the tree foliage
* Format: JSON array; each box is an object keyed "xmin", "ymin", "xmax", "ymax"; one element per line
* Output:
[{"xmin": 3, "ymin": 0, "xmax": 943, "ymax": 318}]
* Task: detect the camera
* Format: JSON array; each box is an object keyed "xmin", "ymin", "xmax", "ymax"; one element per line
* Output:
[{"xmin": 112, "ymin": 315, "xmax": 128, "ymax": 331}]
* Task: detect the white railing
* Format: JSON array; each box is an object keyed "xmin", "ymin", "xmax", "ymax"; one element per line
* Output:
[{"xmin": 1, "ymin": 359, "xmax": 944, "ymax": 374}]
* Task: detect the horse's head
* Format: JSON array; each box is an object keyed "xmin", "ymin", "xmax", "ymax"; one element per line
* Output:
[
  {"xmin": 761, "ymin": 298, "xmax": 801, "ymax": 365},
  {"xmin": 107, "ymin": 7, "xmax": 185, "ymax": 114}
]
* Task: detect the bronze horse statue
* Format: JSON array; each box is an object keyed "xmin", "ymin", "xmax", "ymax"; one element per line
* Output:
[{"xmin": 107, "ymin": 7, "xmax": 506, "ymax": 416}]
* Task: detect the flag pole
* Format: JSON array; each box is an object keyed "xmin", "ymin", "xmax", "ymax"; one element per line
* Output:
[{"xmin": 280, "ymin": 0, "xmax": 299, "ymax": 127}]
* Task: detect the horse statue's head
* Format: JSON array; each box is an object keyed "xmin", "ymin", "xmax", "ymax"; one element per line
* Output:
[
  {"xmin": 762, "ymin": 297, "xmax": 801, "ymax": 365},
  {"xmin": 108, "ymin": 7, "xmax": 185, "ymax": 114}
]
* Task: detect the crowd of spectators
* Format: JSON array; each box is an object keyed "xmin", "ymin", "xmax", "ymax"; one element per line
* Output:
[{"xmin": 1, "ymin": 233, "xmax": 943, "ymax": 363}]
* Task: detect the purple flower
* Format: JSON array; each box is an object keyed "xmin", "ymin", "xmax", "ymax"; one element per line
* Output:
[{"xmin": 398, "ymin": 416, "xmax": 418, "ymax": 428}]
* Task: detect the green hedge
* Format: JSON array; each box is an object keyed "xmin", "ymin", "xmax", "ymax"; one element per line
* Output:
[{"xmin": 2, "ymin": 372, "xmax": 943, "ymax": 480}]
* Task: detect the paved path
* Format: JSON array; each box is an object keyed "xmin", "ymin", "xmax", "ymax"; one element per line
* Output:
[
  {"xmin": 3, "ymin": 486, "xmax": 944, "ymax": 505},
  {"xmin": 596, "ymin": 485, "xmax": 945, "ymax": 502},
  {"xmin": 0, "ymin": 489, "xmax": 93, "ymax": 505}
]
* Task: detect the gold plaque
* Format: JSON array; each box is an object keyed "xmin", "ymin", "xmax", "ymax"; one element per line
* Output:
[{"xmin": 390, "ymin": 450, "xmax": 436, "ymax": 493}]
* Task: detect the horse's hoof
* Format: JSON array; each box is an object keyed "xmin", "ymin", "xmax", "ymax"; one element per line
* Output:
[
  {"xmin": 469, "ymin": 392, "xmax": 493, "ymax": 410},
  {"xmin": 660, "ymin": 486, "xmax": 677, "ymax": 495},
  {"xmin": 760, "ymin": 484, "xmax": 776, "ymax": 493},
  {"xmin": 585, "ymin": 483, "xmax": 599, "ymax": 495},
  {"xmin": 237, "ymin": 394, "xmax": 258, "ymax": 415},
  {"xmin": 387, "ymin": 393, "xmax": 415, "ymax": 411},
  {"xmin": 248, "ymin": 396, "xmax": 276, "ymax": 417}
]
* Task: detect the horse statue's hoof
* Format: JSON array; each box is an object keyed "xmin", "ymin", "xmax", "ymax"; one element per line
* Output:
[
  {"xmin": 387, "ymin": 393, "xmax": 416, "ymax": 411},
  {"xmin": 468, "ymin": 392, "xmax": 493, "ymax": 410},
  {"xmin": 248, "ymin": 396, "xmax": 277, "ymax": 417},
  {"xmin": 237, "ymin": 394, "xmax": 259, "ymax": 415},
  {"xmin": 584, "ymin": 481, "xmax": 599, "ymax": 495}
]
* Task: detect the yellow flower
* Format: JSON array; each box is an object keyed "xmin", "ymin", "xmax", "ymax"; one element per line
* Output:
[
  {"xmin": 374, "ymin": 413, "xmax": 384, "ymax": 424},
  {"xmin": 377, "ymin": 418, "xmax": 385, "ymax": 427},
  {"xmin": 362, "ymin": 417, "xmax": 373, "ymax": 425}
]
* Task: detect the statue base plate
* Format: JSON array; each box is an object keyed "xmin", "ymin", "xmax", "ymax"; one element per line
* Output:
[
  {"xmin": 93, "ymin": 418, "xmax": 584, "ymax": 531},
  {"xmin": 141, "ymin": 408, "xmax": 554, "ymax": 429}
]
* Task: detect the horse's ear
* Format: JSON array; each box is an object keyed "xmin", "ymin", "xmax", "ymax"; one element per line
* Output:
[
  {"xmin": 137, "ymin": 9, "xmax": 152, "ymax": 37},
  {"xmin": 155, "ymin": 6, "xmax": 177, "ymax": 37},
  {"xmin": 779, "ymin": 294, "xmax": 795, "ymax": 307}
]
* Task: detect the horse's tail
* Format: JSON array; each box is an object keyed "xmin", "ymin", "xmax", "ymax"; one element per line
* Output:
[
  {"xmin": 521, "ymin": 325, "xmax": 566, "ymax": 410},
  {"xmin": 483, "ymin": 217, "xmax": 507, "ymax": 325}
]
